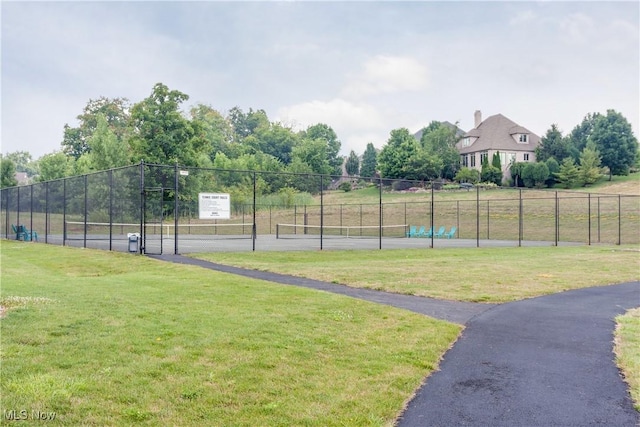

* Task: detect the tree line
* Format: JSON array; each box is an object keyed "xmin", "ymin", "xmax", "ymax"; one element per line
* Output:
[{"xmin": 1, "ymin": 82, "xmax": 638, "ymax": 191}]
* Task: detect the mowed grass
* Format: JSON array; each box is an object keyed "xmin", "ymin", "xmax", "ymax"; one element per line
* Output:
[
  {"xmin": 0, "ymin": 241, "xmax": 461, "ymax": 426},
  {"xmin": 615, "ymin": 308, "xmax": 640, "ymax": 411},
  {"xmin": 191, "ymin": 245, "xmax": 640, "ymax": 303}
]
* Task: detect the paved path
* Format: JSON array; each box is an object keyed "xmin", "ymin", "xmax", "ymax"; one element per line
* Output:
[
  {"xmin": 149, "ymin": 255, "xmax": 640, "ymax": 426},
  {"xmin": 397, "ymin": 281, "xmax": 640, "ymax": 426}
]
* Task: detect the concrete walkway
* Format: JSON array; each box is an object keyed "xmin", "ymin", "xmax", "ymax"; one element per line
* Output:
[{"xmin": 149, "ymin": 255, "xmax": 640, "ymax": 426}]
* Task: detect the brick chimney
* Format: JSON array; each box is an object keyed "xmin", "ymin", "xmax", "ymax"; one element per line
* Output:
[{"xmin": 474, "ymin": 110, "xmax": 482, "ymax": 128}]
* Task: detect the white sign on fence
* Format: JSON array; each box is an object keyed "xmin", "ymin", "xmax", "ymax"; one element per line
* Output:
[{"xmin": 199, "ymin": 193, "xmax": 231, "ymax": 219}]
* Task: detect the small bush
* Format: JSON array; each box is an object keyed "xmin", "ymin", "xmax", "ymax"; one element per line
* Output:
[{"xmin": 338, "ymin": 182, "xmax": 352, "ymax": 192}]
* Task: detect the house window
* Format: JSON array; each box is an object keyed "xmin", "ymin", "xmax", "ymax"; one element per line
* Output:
[
  {"xmin": 524, "ymin": 153, "xmax": 530, "ymax": 161},
  {"xmin": 461, "ymin": 154, "xmax": 468, "ymax": 167},
  {"xmin": 480, "ymin": 151, "xmax": 489, "ymax": 165},
  {"xmin": 470, "ymin": 154, "xmax": 476, "ymax": 168},
  {"xmin": 463, "ymin": 137, "xmax": 471, "ymax": 147},
  {"xmin": 519, "ymin": 134, "xmax": 528, "ymax": 143}
]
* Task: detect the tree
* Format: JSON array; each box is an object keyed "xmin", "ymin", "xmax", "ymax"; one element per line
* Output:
[
  {"xmin": 578, "ymin": 142, "xmax": 602, "ymax": 186},
  {"xmin": 228, "ymin": 107, "xmax": 269, "ymax": 140},
  {"xmin": 420, "ymin": 121, "xmax": 460, "ymax": 179},
  {"xmin": 129, "ymin": 83, "xmax": 203, "ymax": 166},
  {"xmin": 302, "ymin": 124, "xmax": 342, "ymax": 175},
  {"xmin": 37, "ymin": 152, "xmax": 73, "ymax": 182},
  {"xmin": 510, "ymin": 162, "xmax": 525, "ymax": 187},
  {"xmin": 189, "ymin": 104, "xmax": 239, "ymax": 159},
  {"xmin": 79, "ymin": 114, "xmax": 130, "ymax": 171},
  {"xmin": 569, "ymin": 113, "xmax": 601, "ymax": 154},
  {"xmin": 522, "ymin": 162, "xmax": 550, "ymax": 188},
  {"xmin": 4, "ymin": 151, "xmax": 38, "ymax": 177},
  {"xmin": 62, "ymin": 96, "xmax": 130, "ymax": 159},
  {"xmin": 378, "ymin": 128, "xmax": 420, "ymax": 179},
  {"xmin": 1, "ymin": 156, "xmax": 18, "ymax": 188},
  {"xmin": 290, "ymin": 137, "xmax": 332, "ymax": 176},
  {"xmin": 589, "ymin": 110, "xmax": 638, "ymax": 179},
  {"xmin": 455, "ymin": 167, "xmax": 480, "ymax": 184},
  {"xmin": 491, "ymin": 151, "xmax": 502, "ymax": 170},
  {"xmin": 481, "ymin": 155, "xmax": 502, "ymax": 185},
  {"xmin": 544, "ymin": 157, "xmax": 560, "ymax": 188},
  {"xmin": 249, "ymin": 123, "xmax": 299, "ymax": 165},
  {"xmin": 554, "ymin": 157, "xmax": 581, "ymax": 189},
  {"xmin": 360, "ymin": 143, "xmax": 377, "ymax": 178},
  {"xmin": 536, "ymin": 124, "xmax": 572, "ymax": 163},
  {"xmin": 345, "ymin": 151, "xmax": 360, "ymax": 176}
]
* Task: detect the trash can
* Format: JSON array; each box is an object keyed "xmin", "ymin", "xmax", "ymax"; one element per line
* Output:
[{"xmin": 127, "ymin": 233, "xmax": 141, "ymax": 253}]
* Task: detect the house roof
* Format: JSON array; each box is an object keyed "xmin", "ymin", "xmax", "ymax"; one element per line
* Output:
[{"xmin": 456, "ymin": 113, "xmax": 540, "ymax": 154}]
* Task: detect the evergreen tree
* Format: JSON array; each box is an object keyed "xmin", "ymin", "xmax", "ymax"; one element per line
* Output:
[
  {"xmin": 360, "ymin": 143, "xmax": 377, "ymax": 178},
  {"xmin": 345, "ymin": 151, "xmax": 360, "ymax": 176},
  {"xmin": 578, "ymin": 142, "xmax": 602, "ymax": 186},
  {"xmin": 555, "ymin": 157, "xmax": 581, "ymax": 189}
]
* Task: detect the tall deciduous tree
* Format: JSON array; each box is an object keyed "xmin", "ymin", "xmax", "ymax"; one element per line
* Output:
[
  {"xmin": 360, "ymin": 143, "xmax": 377, "ymax": 178},
  {"xmin": 420, "ymin": 121, "xmax": 460, "ymax": 180},
  {"xmin": 129, "ymin": 83, "xmax": 204, "ymax": 166},
  {"xmin": 301, "ymin": 124, "xmax": 342, "ymax": 175},
  {"xmin": 62, "ymin": 97, "xmax": 130, "ymax": 159},
  {"xmin": 0, "ymin": 156, "xmax": 18, "ymax": 188},
  {"xmin": 83, "ymin": 114, "xmax": 130, "ymax": 170},
  {"xmin": 589, "ymin": 110, "xmax": 638, "ymax": 179},
  {"xmin": 190, "ymin": 104, "xmax": 239, "ymax": 159},
  {"xmin": 37, "ymin": 152, "xmax": 73, "ymax": 182},
  {"xmin": 378, "ymin": 128, "xmax": 420, "ymax": 179}
]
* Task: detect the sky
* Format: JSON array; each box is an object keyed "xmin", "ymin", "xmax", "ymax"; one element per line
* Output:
[{"xmin": 1, "ymin": 1, "xmax": 638, "ymax": 160}]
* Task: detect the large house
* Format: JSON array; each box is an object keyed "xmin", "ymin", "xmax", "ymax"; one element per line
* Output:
[{"xmin": 456, "ymin": 111, "xmax": 540, "ymax": 181}]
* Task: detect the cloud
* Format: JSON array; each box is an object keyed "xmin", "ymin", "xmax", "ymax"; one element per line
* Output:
[
  {"xmin": 341, "ymin": 55, "xmax": 429, "ymax": 99},
  {"xmin": 277, "ymin": 98, "xmax": 389, "ymax": 155}
]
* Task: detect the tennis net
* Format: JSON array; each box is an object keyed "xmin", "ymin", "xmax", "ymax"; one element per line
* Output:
[
  {"xmin": 276, "ymin": 223, "xmax": 408, "ymax": 239},
  {"xmin": 65, "ymin": 221, "xmax": 255, "ymax": 240}
]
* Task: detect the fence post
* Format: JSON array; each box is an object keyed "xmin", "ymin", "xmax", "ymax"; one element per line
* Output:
[
  {"xmin": 618, "ymin": 195, "xmax": 621, "ymax": 245},
  {"xmin": 320, "ymin": 175, "xmax": 324, "ymax": 250},
  {"xmin": 109, "ymin": 170, "xmax": 113, "ymax": 251},
  {"xmin": 518, "ymin": 189, "xmax": 522, "ymax": 247},
  {"xmin": 587, "ymin": 193, "xmax": 591, "ymax": 245},
  {"xmin": 84, "ymin": 174, "xmax": 88, "ymax": 249},
  {"xmin": 252, "ymin": 172, "xmax": 257, "ymax": 251},
  {"xmin": 139, "ymin": 160, "xmax": 145, "ymax": 254},
  {"xmin": 45, "ymin": 181, "xmax": 49, "ymax": 244},
  {"xmin": 476, "ymin": 184, "xmax": 480, "ymax": 248},
  {"xmin": 597, "ymin": 197, "xmax": 601, "ymax": 243},
  {"xmin": 555, "ymin": 191, "xmax": 559, "ymax": 246},
  {"xmin": 29, "ymin": 184, "xmax": 34, "ymax": 238},
  {"xmin": 379, "ymin": 177, "xmax": 383, "ymax": 250},
  {"xmin": 430, "ymin": 180, "xmax": 435, "ymax": 248},
  {"xmin": 63, "ymin": 178, "xmax": 67, "ymax": 246}
]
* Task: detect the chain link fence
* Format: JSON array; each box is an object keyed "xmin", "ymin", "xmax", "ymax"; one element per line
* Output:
[{"xmin": 2, "ymin": 162, "xmax": 639, "ymax": 254}]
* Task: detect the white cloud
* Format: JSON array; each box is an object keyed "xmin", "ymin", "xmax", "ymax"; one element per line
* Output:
[
  {"xmin": 341, "ymin": 55, "xmax": 429, "ymax": 99},
  {"xmin": 277, "ymin": 98, "xmax": 388, "ymax": 155}
]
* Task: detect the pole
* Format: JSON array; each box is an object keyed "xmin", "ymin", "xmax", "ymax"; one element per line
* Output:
[
  {"xmin": 518, "ymin": 189, "xmax": 522, "ymax": 247},
  {"xmin": 379, "ymin": 177, "xmax": 383, "ymax": 250},
  {"xmin": 476, "ymin": 184, "xmax": 480, "ymax": 247},
  {"xmin": 320, "ymin": 175, "xmax": 324, "ymax": 250},
  {"xmin": 253, "ymin": 172, "xmax": 257, "ymax": 251},
  {"xmin": 587, "ymin": 193, "xmax": 591, "ymax": 245}
]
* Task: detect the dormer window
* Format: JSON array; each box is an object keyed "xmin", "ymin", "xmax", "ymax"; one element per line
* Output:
[
  {"xmin": 463, "ymin": 137, "xmax": 471, "ymax": 147},
  {"xmin": 519, "ymin": 134, "xmax": 528, "ymax": 143}
]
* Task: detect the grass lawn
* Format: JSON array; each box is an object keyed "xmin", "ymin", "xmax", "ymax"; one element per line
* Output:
[
  {"xmin": 615, "ymin": 308, "xmax": 640, "ymax": 411},
  {"xmin": 190, "ymin": 245, "xmax": 640, "ymax": 303},
  {"xmin": 0, "ymin": 241, "xmax": 460, "ymax": 426}
]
